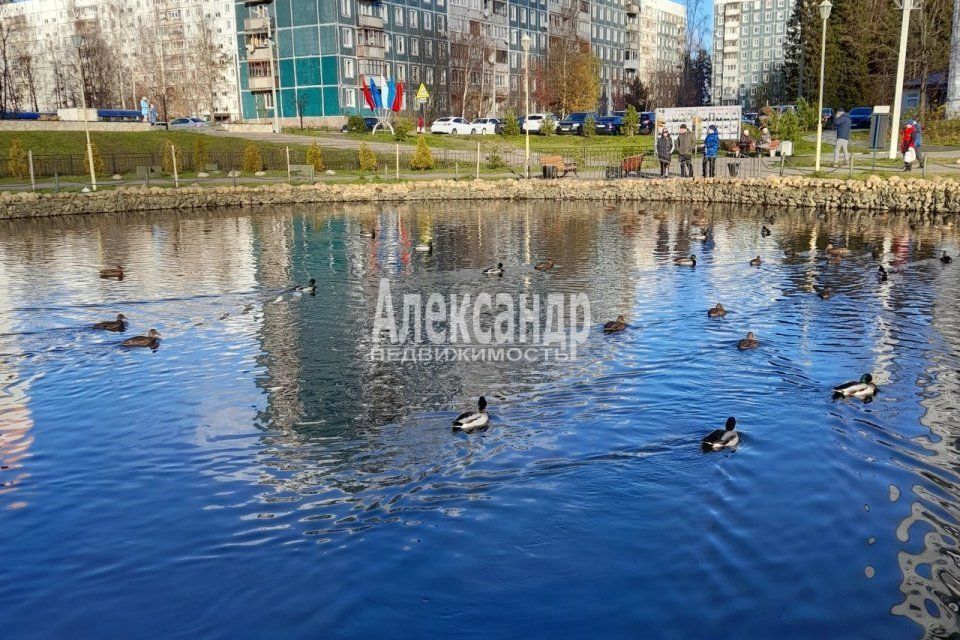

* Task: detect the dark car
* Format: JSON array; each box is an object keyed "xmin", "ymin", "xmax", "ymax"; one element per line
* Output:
[
  {"xmin": 848, "ymin": 107, "xmax": 872, "ymax": 129},
  {"xmin": 595, "ymin": 115, "xmax": 624, "ymax": 135},
  {"xmin": 341, "ymin": 116, "xmax": 378, "ymax": 133},
  {"xmin": 821, "ymin": 108, "xmax": 834, "ymax": 130},
  {"xmin": 639, "ymin": 111, "xmax": 655, "ymax": 134},
  {"xmin": 557, "ymin": 112, "xmax": 597, "ymax": 135}
]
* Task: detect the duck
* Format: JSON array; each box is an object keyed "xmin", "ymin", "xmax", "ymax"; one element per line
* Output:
[
  {"xmin": 122, "ymin": 329, "xmax": 161, "ymax": 348},
  {"xmin": 877, "ymin": 266, "xmax": 888, "ymax": 282},
  {"xmin": 483, "ymin": 262, "xmax": 504, "ymax": 276},
  {"xmin": 942, "ymin": 251, "xmax": 953, "ymax": 264},
  {"xmin": 761, "ymin": 226, "xmax": 771, "ymax": 237},
  {"xmin": 92, "ymin": 313, "xmax": 127, "ymax": 332},
  {"xmin": 826, "ymin": 243, "xmax": 850, "ymax": 257},
  {"xmin": 871, "ymin": 246, "xmax": 883, "ymax": 260},
  {"xmin": 636, "ymin": 207, "xmax": 647, "ymax": 215},
  {"xmin": 414, "ymin": 239, "xmax": 433, "ymax": 252},
  {"xmin": 818, "ymin": 286, "xmax": 833, "ymax": 300},
  {"xmin": 99, "ymin": 265, "xmax": 124, "ymax": 279},
  {"xmin": 764, "ymin": 214, "xmax": 776, "ymax": 224},
  {"xmin": 605, "ymin": 205, "xmax": 618, "ymax": 211},
  {"xmin": 603, "ymin": 315, "xmax": 626, "ymax": 333},
  {"xmin": 833, "ymin": 374, "xmax": 878, "ymax": 400},
  {"xmin": 674, "ymin": 254, "xmax": 697, "ymax": 267},
  {"xmin": 701, "ymin": 417, "xmax": 739, "ymax": 451},
  {"xmin": 360, "ymin": 228, "xmax": 376, "ymax": 239},
  {"xmin": 452, "ymin": 396, "xmax": 489, "ymax": 432},
  {"xmin": 749, "ymin": 255, "xmax": 762, "ymax": 267},
  {"xmin": 707, "ymin": 303, "xmax": 727, "ymax": 318},
  {"xmin": 534, "ymin": 257, "xmax": 555, "ymax": 271},
  {"xmin": 296, "ymin": 278, "xmax": 317, "ymax": 294},
  {"xmin": 737, "ymin": 331, "xmax": 759, "ymax": 350}
]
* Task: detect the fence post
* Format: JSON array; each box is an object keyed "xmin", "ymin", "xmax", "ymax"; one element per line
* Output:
[
  {"xmin": 779, "ymin": 150, "xmax": 784, "ymax": 177},
  {"xmin": 922, "ymin": 155, "xmax": 927, "ymax": 179},
  {"xmin": 145, "ymin": 167, "xmax": 150, "ymax": 188},
  {"xmin": 285, "ymin": 146, "xmax": 291, "ymax": 183},
  {"xmin": 395, "ymin": 143, "xmax": 399, "ymax": 180},
  {"xmin": 455, "ymin": 162, "xmax": 459, "ymax": 179},
  {"xmin": 232, "ymin": 166, "xmax": 238, "ymax": 188},
  {"xmin": 476, "ymin": 141, "xmax": 481, "ymax": 179},
  {"xmin": 28, "ymin": 150, "xmax": 36, "ymax": 191},
  {"xmin": 54, "ymin": 172, "xmax": 60, "ymax": 193},
  {"xmin": 171, "ymin": 144, "xmax": 179, "ymax": 188},
  {"xmin": 849, "ymin": 153, "xmax": 854, "ymax": 179}
]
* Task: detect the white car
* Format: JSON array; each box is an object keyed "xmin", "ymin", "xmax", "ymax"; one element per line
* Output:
[
  {"xmin": 470, "ymin": 118, "xmax": 502, "ymax": 135},
  {"xmin": 430, "ymin": 117, "xmax": 474, "ymax": 135},
  {"xmin": 521, "ymin": 113, "xmax": 559, "ymax": 134}
]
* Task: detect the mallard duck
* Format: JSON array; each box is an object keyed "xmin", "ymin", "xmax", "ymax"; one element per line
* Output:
[
  {"xmin": 942, "ymin": 251, "xmax": 953, "ymax": 264},
  {"xmin": 833, "ymin": 374, "xmax": 877, "ymax": 399},
  {"xmin": 122, "ymin": 329, "xmax": 161, "ymax": 348},
  {"xmin": 761, "ymin": 226, "xmax": 771, "ymax": 237},
  {"xmin": 871, "ymin": 246, "xmax": 883, "ymax": 260},
  {"xmin": 764, "ymin": 214, "xmax": 776, "ymax": 224},
  {"xmin": 877, "ymin": 266, "xmax": 888, "ymax": 282},
  {"xmin": 360, "ymin": 228, "xmax": 376, "ymax": 239},
  {"xmin": 818, "ymin": 287, "xmax": 833, "ymax": 300},
  {"xmin": 749, "ymin": 256, "xmax": 762, "ymax": 266},
  {"xmin": 99, "ymin": 265, "xmax": 124, "ymax": 279},
  {"xmin": 535, "ymin": 257, "xmax": 555, "ymax": 271},
  {"xmin": 826, "ymin": 243, "xmax": 850, "ymax": 257},
  {"xmin": 483, "ymin": 262, "xmax": 503, "ymax": 276},
  {"xmin": 737, "ymin": 331, "xmax": 759, "ymax": 350},
  {"xmin": 674, "ymin": 254, "xmax": 697, "ymax": 267},
  {"xmin": 603, "ymin": 315, "xmax": 626, "ymax": 333},
  {"xmin": 637, "ymin": 207, "xmax": 647, "ymax": 215},
  {"xmin": 92, "ymin": 313, "xmax": 127, "ymax": 332},
  {"xmin": 701, "ymin": 417, "xmax": 739, "ymax": 451},
  {"xmin": 296, "ymin": 278, "xmax": 316, "ymax": 294},
  {"xmin": 452, "ymin": 396, "xmax": 489, "ymax": 432},
  {"xmin": 707, "ymin": 303, "xmax": 727, "ymax": 318},
  {"xmin": 414, "ymin": 239, "xmax": 433, "ymax": 252}
]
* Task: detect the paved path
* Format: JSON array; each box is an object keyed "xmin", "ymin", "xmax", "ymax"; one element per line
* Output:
[{"xmin": 208, "ymin": 129, "xmax": 416, "ymax": 154}]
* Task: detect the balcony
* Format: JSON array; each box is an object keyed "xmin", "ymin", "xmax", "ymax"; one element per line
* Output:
[
  {"xmin": 248, "ymin": 75, "xmax": 275, "ymax": 91},
  {"xmin": 626, "ymin": 2, "xmax": 639, "ymax": 15},
  {"xmin": 244, "ymin": 17, "xmax": 271, "ymax": 32},
  {"xmin": 624, "ymin": 59, "xmax": 639, "ymax": 74},
  {"xmin": 246, "ymin": 45, "xmax": 272, "ymax": 62},
  {"xmin": 358, "ymin": 14, "xmax": 383, "ymax": 29},
  {"xmin": 356, "ymin": 44, "xmax": 385, "ymax": 59}
]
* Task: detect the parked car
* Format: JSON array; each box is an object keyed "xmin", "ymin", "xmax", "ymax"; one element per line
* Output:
[
  {"xmin": 821, "ymin": 108, "xmax": 834, "ymax": 130},
  {"xmin": 340, "ymin": 116, "xmax": 377, "ymax": 133},
  {"xmin": 639, "ymin": 111, "xmax": 655, "ymax": 134},
  {"xmin": 521, "ymin": 113, "xmax": 559, "ymax": 134},
  {"xmin": 169, "ymin": 117, "xmax": 210, "ymax": 130},
  {"xmin": 595, "ymin": 115, "xmax": 624, "ymax": 135},
  {"xmin": 430, "ymin": 116, "xmax": 474, "ymax": 134},
  {"xmin": 849, "ymin": 106, "xmax": 873, "ymax": 129},
  {"xmin": 743, "ymin": 111, "xmax": 759, "ymax": 125},
  {"xmin": 557, "ymin": 112, "xmax": 598, "ymax": 135},
  {"xmin": 471, "ymin": 117, "xmax": 503, "ymax": 135}
]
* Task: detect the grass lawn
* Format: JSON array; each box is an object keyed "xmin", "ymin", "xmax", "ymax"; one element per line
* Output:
[{"xmin": 0, "ymin": 130, "xmax": 285, "ymax": 157}]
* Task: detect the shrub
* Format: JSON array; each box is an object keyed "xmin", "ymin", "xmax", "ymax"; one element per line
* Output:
[
  {"xmin": 305, "ymin": 142, "xmax": 325, "ymax": 172},
  {"xmin": 409, "ymin": 137, "xmax": 434, "ymax": 170},
  {"xmin": 7, "ymin": 139, "xmax": 29, "ymax": 179},
  {"xmin": 161, "ymin": 139, "xmax": 185, "ymax": 174},
  {"xmin": 622, "ymin": 143, "xmax": 644, "ymax": 158},
  {"xmin": 796, "ymin": 98, "xmax": 819, "ymax": 131},
  {"xmin": 582, "ymin": 115, "xmax": 596, "ymax": 138},
  {"xmin": 193, "ymin": 135, "xmax": 209, "ymax": 171},
  {"xmin": 501, "ymin": 109, "xmax": 520, "ymax": 136},
  {"xmin": 623, "ymin": 106, "xmax": 639, "ymax": 137},
  {"xmin": 242, "ymin": 143, "xmax": 263, "ymax": 173},
  {"xmin": 393, "ymin": 116, "xmax": 413, "ymax": 141},
  {"xmin": 483, "ymin": 141, "xmax": 507, "ymax": 169},
  {"xmin": 358, "ymin": 143, "xmax": 378, "ymax": 172},
  {"xmin": 541, "ymin": 114, "xmax": 556, "ymax": 136},
  {"xmin": 776, "ymin": 112, "xmax": 801, "ymax": 144},
  {"xmin": 347, "ymin": 114, "xmax": 367, "ymax": 134},
  {"xmin": 82, "ymin": 143, "xmax": 105, "ymax": 176}
]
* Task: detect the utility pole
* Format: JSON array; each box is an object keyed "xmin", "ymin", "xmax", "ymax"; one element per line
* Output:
[
  {"xmin": 267, "ymin": 11, "xmax": 281, "ymax": 133},
  {"xmin": 888, "ymin": 0, "xmax": 916, "ymax": 159},
  {"xmin": 946, "ymin": 0, "xmax": 960, "ymax": 117}
]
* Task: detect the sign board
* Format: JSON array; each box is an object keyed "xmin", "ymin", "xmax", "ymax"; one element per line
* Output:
[
  {"xmin": 655, "ymin": 106, "xmax": 742, "ymax": 141},
  {"xmin": 416, "ymin": 83, "xmax": 430, "ymax": 101},
  {"xmin": 870, "ymin": 105, "xmax": 891, "ymax": 150}
]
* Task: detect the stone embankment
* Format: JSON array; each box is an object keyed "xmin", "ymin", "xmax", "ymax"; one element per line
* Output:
[{"xmin": 2, "ymin": 176, "xmax": 960, "ymax": 220}]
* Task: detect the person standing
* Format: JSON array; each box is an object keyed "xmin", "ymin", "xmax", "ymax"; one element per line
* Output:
[
  {"xmin": 703, "ymin": 124, "xmax": 720, "ymax": 178},
  {"xmin": 656, "ymin": 127, "xmax": 674, "ymax": 177},
  {"xmin": 737, "ymin": 128, "xmax": 755, "ymax": 157},
  {"xmin": 140, "ymin": 96, "xmax": 149, "ymax": 122},
  {"xmin": 676, "ymin": 123, "xmax": 695, "ymax": 178},
  {"xmin": 909, "ymin": 118, "xmax": 924, "ymax": 166},
  {"xmin": 148, "ymin": 103, "xmax": 158, "ymax": 125},
  {"xmin": 900, "ymin": 121, "xmax": 917, "ymax": 171},
  {"xmin": 832, "ymin": 109, "xmax": 851, "ymax": 166},
  {"xmin": 417, "ymin": 115, "xmax": 424, "ymax": 134}
]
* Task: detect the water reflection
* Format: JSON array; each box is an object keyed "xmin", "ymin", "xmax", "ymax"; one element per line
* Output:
[{"xmin": 0, "ymin": 202, "xmax": 958, "ymax": 637}]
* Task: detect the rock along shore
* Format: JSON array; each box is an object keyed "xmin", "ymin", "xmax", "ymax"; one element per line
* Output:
[{"xmin": 2, "ymin": 176, "xmax": 960, "ymax": 220}]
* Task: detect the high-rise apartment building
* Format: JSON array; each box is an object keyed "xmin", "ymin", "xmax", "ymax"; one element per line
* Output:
[
  {"xmin": 712, "ymin": 0, "xmax": 790, "ymax": 107},
  {"xmin": 624, "ymin": 0, "xmax": 685, "ymax": 86}
]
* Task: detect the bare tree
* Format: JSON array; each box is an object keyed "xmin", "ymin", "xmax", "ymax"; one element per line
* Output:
[
  {"xmin": 449, "ymin": 26, "xmax": 488, "ymax": 118},
  {"xmin": 191, "ymin": 18, "xmax": 229, "ymax": 118},
  {"xmin": 546, "ymin": 5, "xmax": 600, "ymax": 116}
]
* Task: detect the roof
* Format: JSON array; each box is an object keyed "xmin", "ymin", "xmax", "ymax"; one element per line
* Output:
[{"xmin": 903, "ymin": 71, "xmax": 947, "ymax": 89}]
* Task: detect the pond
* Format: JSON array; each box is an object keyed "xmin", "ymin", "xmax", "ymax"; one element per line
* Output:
[{"xmin": 0, "ymin": 202, "xmax": 958, "ymax": 638}]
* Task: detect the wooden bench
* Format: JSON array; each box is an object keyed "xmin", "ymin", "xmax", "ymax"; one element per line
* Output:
[
  {"xmin": 541, "ymin": 154, "xmax": 577, "ymax": 178},
  {"xmin": 620, "ymin": 154, "xmax": 646, "ymax": 176},
  {"xmin": 289, "ymin": 164, "xmax": 315, "ymax": 177}
]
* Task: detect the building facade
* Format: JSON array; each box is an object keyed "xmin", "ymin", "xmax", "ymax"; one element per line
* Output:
[
  {"xmin": 624, "ymin": 0, "xmax": 685, "ymax": 87},
  {"xmin": 0, "ymin": 0, "xmax": 239, "ymax": 119},
  {"xmin": 712, "ymin": 0, "xmax": 790, "ymax": 107}
]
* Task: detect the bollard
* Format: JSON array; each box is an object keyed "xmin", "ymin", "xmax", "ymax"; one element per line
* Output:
[
  {"xmin": 171, "ymin": 144, "xmax": 179, "ymax": 188},
  {"xmin": 455, "ymin": 162, "xmax": 459, "ymax": 179},
  {"xmin": 395, "ymin": 143, "xmax": 399, "ymax": 180},
  {"xmin": 849, "ymin": 154, "xmax": 854, "ymax": 179},
  {"xmin": 285, "ymin": 146, "xmax": 291, "ymax": 183},
  {"xmin": 145, "ymin": 168, "xmax": 150, "ymax": 188},
  {"xmin": 779, "ymin": 150, "xmax": 785, "ymax": 177},
  {"xmin": 476, "ymin": 141, "xmax": 481, "ymax": 180},
  {"xmin": 54, "ymin": 172, "xmax": 60, "ymax": 193},
  {"xmin": 232, "ymin": 167, "xmax": 238, "ymax": 188},
  {"xmin": 28, "ymin": 150, "xmax": 36, "ymax": 191}
]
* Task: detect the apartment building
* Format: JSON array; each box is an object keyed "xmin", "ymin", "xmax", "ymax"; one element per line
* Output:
[
  {"xmin": 712, "ymin": 0, "xmax": 790, "ymax": 107},
  {"xmin": 624, "ymin": 0, "xmax": 685, "ymax": 87}
]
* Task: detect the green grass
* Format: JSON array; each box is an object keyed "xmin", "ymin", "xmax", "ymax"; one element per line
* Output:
[{"xmin": 0, "ymin": 131, "xmax": 287, "ymax": 157}]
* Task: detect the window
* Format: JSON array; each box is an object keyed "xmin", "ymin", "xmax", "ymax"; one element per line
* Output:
[
  {"xmin": 411, "ymin": 38, "xmax": 419, "ymax": 56},
  {"xmin": 396, "ymin": 35, "xmax": 405, "ymax": 54},
  {"xmin": 395, "ymin": 6, "xmax": 404, "ymax": 26},
  {"xmin": 343, "ymin": 58, "xmax": 355, "ymax": 78},
  {"xmin": 409, "ymin": 9, "xmax": 418, "ymax": 28},
  {"xmin": 340, "ymin": 0, "xmax": 351, "ymax": 18},
  {"xmin": 396, "ymin": 64, "xmax": 406, "ymax": 81},
  {"xmin": 342, "ymin": 27, "xmax": 353, "ymax": 48},
  {"xmin": 343, "ymin": 89, "xmax": 356, "ymax": 108},
  {"xmin": 424, "ymin": 12, "xmax": 432, "ymax": 30}
]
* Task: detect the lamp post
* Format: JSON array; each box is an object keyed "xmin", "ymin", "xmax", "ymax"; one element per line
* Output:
[
  {"xmin": 72, "ymin": 35, "xmax": 97, "ymax": 192},
  {"xmin": 521, "ymin": 32, "xmax": 531, "ymax": 179},
  {"xmin": 266, "ymin": 14, "xmax": 281, "ymax": 134},
  {"xmin": 888, "ymin": 0, "xmax": 916, "ymax": 159},
  {"xmin": 813, "ymin": 0, "xmax": 832, "ymax": 173},
  {"xmin": 488, "ymin": 52, "xmax": 497, "ymax": 117}
]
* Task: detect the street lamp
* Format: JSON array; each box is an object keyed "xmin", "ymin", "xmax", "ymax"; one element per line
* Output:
[
  {"xmin": 266, "ymin": 14, "xmax": 281, "ymax": 134},
  {"xmin": 71, "ymin": 35, "xmax": 97, "ymax": 192},
  {"xmin": 521, "ymin": 32, "xmax": 531, "ymax": 179},
  {"xmin": 813, "ymin": 0, "xmax": 832, "ymax": 173},
  {"xmin": 488, "ymin": 52, "xmax": 496, "ymax": 117},
  {"xmin": 889, "ymin": 0, "xmax": 917, "ymax": 159}
]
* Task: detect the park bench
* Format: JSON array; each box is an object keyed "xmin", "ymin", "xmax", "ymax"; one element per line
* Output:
[
  {"xmin": 541, "ymin": 155, "xmax": 578, "ymax": 178},
  {"xmin": 620, "ymin": 154, "xmax": 646, "ymax": 177},
  {"xmin": 289, "ymin": 164, "xmax": 315, "ymax": 177}
]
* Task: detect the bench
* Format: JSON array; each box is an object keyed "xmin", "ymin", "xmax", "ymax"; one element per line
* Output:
[
  {"xmin": 289, "ymin": 164, "xmax": 315, "ymax": 177},
  {"xmin": 620, "ymin": 154, "xmax": 646, "ymax": 176},
  {"xmin": 759, "ymin": 139, "xmax": 781, "ymax": 157},
  {"xmin": 541, "ymin": 154, "xmax": 577, "ymax": 178}
]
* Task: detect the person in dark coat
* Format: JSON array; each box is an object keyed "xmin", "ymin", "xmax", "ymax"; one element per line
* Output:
[
  {"xmin": 656, "ymin": 127, "xmax": 674, "ymax": 177},
  {"xmin": 676, "ymin": 123, "xmax": 695, "ymax": 178},
  {"xmin": 703, "ymin": 125, "xmax": 720, "ymax": 178},
  {"xmin": 833, "ymin": 109, "xmax": 851, "ymax": 166}
]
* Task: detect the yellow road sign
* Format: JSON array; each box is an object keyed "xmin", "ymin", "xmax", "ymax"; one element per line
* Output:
[{"xmin": 416, "ymin": 83, "xmax": 430, "ymax": 101}]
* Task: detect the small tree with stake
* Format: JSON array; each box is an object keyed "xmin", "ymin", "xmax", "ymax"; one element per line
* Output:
[{"xmin": 292, "ymin": 92, "xmax": 308, "ymax": 130}]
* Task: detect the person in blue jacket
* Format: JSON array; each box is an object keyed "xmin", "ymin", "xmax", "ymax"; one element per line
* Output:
[{"xmin": 702, "ymin": 125, "xmax": 720, "ymax": 178}]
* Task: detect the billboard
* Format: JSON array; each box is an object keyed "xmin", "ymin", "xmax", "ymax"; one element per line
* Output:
[{"xmin": 655, "ymin": 106, "xmax": 743, "ymax": 141}]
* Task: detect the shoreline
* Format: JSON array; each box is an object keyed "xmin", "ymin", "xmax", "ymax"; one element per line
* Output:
[{"xmin": 2, "ymin": 176, "xmax": 959, "ymax": 220}]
